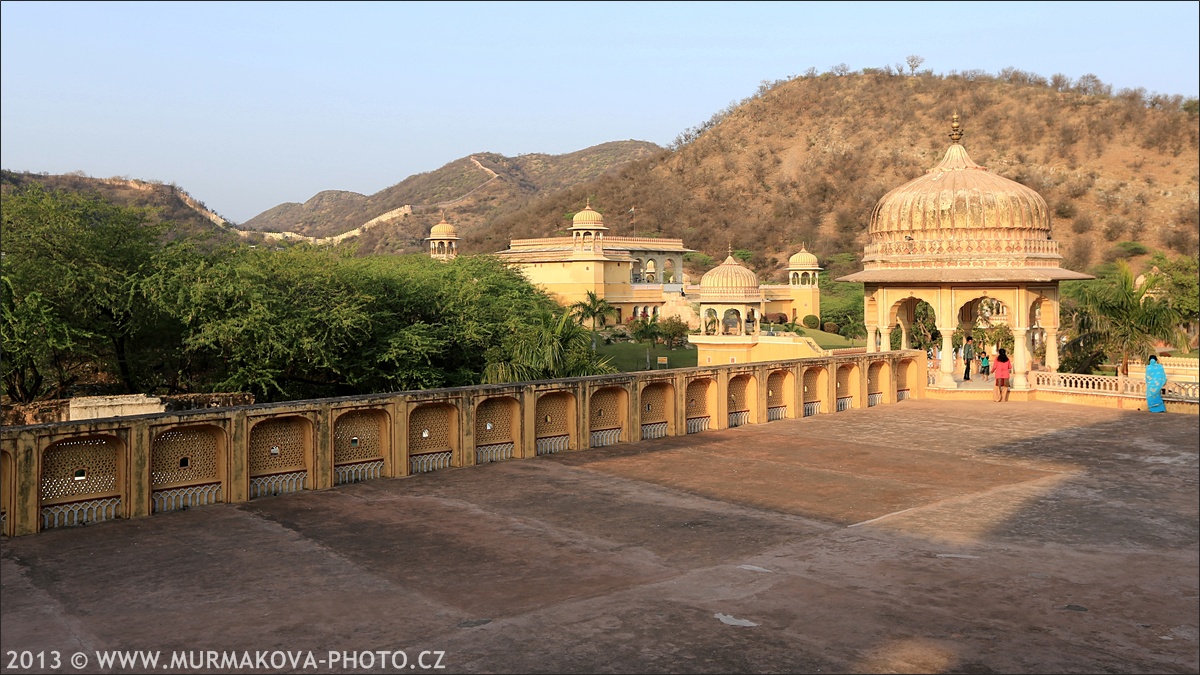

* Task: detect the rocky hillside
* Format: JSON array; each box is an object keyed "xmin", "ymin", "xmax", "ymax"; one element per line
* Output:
[
  {"xmin": 0, "ymin": 170, "xmax": 241, "ymax": 247},
  {"xmin": 241, "ymin": 140, "xmax": 664, "ymax": 254},
  {"xmin": 482, "ymin": 71, "xmax": 1198, "ymax": 282}
]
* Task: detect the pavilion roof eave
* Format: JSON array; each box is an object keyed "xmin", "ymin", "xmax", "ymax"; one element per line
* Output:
[{"xmin": 835, "ymin": 268, "xmax": 1095, "ymax": 284}]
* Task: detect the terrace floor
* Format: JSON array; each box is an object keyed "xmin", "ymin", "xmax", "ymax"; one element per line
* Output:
[{"xmin": 3, "ymin": 400, "xmax": 1198, "ymax": 674}]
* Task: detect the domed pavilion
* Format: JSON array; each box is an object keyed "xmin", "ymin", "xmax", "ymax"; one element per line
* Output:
[
  {"xmin": 426, "ymin": 212, "xmax": 460, "ymax": 261},
  {"xmin": 691, "ymin": 249, "xmax": 829, "ymax": 365},
  {"xmin": 837, "ymin": 115, "xmax": 1092, "ymax": 389}
]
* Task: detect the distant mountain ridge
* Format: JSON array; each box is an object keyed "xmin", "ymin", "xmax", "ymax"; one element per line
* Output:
[{"xmin": 240, "ymin": 140, "xmax": 664, "ymax": 254}]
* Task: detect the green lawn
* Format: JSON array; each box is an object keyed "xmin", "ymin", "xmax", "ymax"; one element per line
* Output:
[
  {"xmin": 761, "ymin": 325, "xmax": 865, "ymax": 349},
  {"xmin": 598, "ymin": 328, "xmax": 865, "ymax": 373},
  {"xmin": 597, "ymin": 342, "xmax": 697, "ymax": 372}
]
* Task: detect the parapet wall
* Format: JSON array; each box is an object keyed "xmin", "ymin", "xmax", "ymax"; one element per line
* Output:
[{"xmin": 0, "ymin": 352, "xmax": 927, "ymax": 537}]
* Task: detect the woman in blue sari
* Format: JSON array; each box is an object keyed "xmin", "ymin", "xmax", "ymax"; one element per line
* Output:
[{"xmin": 1144, "ymin": 355, "xmax": 1167, "ymax": 413}]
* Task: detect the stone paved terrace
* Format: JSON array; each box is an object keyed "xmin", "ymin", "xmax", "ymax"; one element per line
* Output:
[{"xmin": 2, "ymin": 400, "xmax": 1197, "ymax": 674}]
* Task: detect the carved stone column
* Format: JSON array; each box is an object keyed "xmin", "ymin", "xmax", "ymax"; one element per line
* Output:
[
  {"xmin": 1044, "ymin": 328, "xmax": 1060, "ymax": 372},
  {"xmin": 865, "ymin": 325, "xmax": 878, "ymax": 353},
  {"xmin": 938, "ymin": 332, "xmax": 958, "ymax": 388},
  {"xmin": 1012, "ymin": 328, "xmax": 1030, "ymax": 389}
]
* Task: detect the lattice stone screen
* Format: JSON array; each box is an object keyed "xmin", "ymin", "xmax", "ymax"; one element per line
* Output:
[
  {"xmin": 728, "ymin": 376, "xmax": 750, "ymax": 412},
  {"xmin": 640, "ymin": 384, "xmax": 669, "ymax": 424},
  {"xmin": 837, "ymin": 366, "xmax": 854, "ymax": 397},
  {"xmin": 535, "ymin": 394, "xmax": 571, "ymax": 438},
  {"xmin": 868, "ymin": 363, "xmax": 883, "ymax": 394},
  {"xmin": 767, "ymin": 371, "xmax": 787, "ymax": 407},
  {"xmin": 685, "ymin": 380, "xmax": 710, "ymax": 416},
  {"xmin": 409, "ymin": 405, "xmax": 454, "ymax": 453},
  {"xmin": 249, "ymin": 418, "xmax": 308, "ymax": 476},
  {"xmin": 475, "ymin": 398, "xmax": 515, "ymax": 446},
  {"xmin": 334, "ymin": 411, "xmax": 384, "ymax": 464},
  {"xmin": 590, "ymin": 388, "xmax": 622, "ymax": 430},
  {"xmin": 41, "ymin": 437, "xmax": 119, "ymax": 503},
  {"xmin": 151, "ymin": 428, "xmax": 219, "ymax": 488}
]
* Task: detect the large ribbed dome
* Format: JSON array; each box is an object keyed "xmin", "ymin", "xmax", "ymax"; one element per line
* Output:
[
  {"xmin": 861, "ymin": 114, "xmax": 1062, "ymax": 272},
  {"xmin": 570, "ymin": 200, "xmax": 607, "ymax": 229},
  {"xmin": 700, "ymin": 255, "xmax": 760, "ymax": 301}
]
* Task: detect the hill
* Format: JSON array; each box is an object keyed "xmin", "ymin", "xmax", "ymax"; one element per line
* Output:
[
  {"xmin": 0, "ymin": 170, "xmax": 241, "ymax": 248},
  {"xmin": 240, "ymin": 140, "xmax": 664, "ymax": 254},
  {"xmin": 481, "ymin": 70, "xmax": 1198, "ymax": 282}
]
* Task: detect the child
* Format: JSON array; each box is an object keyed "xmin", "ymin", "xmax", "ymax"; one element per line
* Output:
[{"xmin": 979, "ymin": 352, "xmax": 991, "ymax": 382}]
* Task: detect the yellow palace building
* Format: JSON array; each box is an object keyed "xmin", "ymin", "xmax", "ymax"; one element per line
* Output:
[{"xmin": 432, "ymin": 200, "xmax": 822, "ymax": 331}]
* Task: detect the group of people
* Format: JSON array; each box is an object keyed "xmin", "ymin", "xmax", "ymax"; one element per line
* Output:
[
  {"xmin": 960, "ymin": 335, "xmax": 1171, "ymax": 411},
  {"xmin": 961, "ymin": 336, "xmax": 1013, "ymax": 402}
]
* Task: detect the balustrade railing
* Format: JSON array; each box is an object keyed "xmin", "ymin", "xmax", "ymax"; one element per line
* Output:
[
  {"xmin": 803, "ymin": 401, "xmax": 821, "ymax": 417},
  {"xmin": 536, "ymin": 435, "xmax": 569, "ymax": 455},
  {"xmin": 767, "ymin": 405, "xmax": 786, "ymax": 421},
  {"xmin": 728, "ymin": 410, "xmax": 750, "ymax": 428},
  {"xmin": 249, "ymin": 470, "xmax": 307, "ymax": 499},
  {"xmin": 590, "ymin": 428, "xmax": 622, "ymax": 448},
  {"xmin": 897, "ymin": 389, "xmax": 910, "ymax": 401},
  {"xmin": 152, "ymin": 482, "xmax": 222, "ymax": 513},
  {"xmin": 686, "ymin": 416, "xmax": 710, "ymax": 434},
  {"xmin": 476, "ymin": 442, "xmax": 515, "ymax": 464},
  {"xmin": 868, "ymin": 392, "xmax": 883, "ymax": 407},
  {"xmin": 640, "ymin": 422, "xmax": 668, "ymax": 440},
  {"xmin": 1032, "ymin": 371, "xmax": 1199, "ymax": 401},
  {"xmin": 410, "ymin": 451, "xmax": 453, "ymax": 474},
  {"xmin": 836, "ymin": 396, "xmax": 853, "ymax": 412},
  {"xmin": 41, "ymin": 497, "xmax": 122, "ymax": 530},
  {"xmin": 334, "ymin": 459, "xmax": 384, "ymax": 485}
]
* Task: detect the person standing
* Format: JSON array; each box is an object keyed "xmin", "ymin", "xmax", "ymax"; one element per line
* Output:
[
  {"xmin": 962, "ymin": 336, "xmax": 975, "ymax": 381},
  {"xmin": 979, "ymin": 352, "xmax": 991, "ymax": 383},
  {"xmin": 1145, "ymin": 355, "xmax": 1168, "ymax": 413},
  {"xmin": 992, "ymin": 348, "xmax": 1012, "ymax": 402}
]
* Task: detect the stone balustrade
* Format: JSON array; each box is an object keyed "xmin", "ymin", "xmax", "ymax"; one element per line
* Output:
[{"xmin": 0, "ymin": 351, "xmax": 928, "ymax": 537}]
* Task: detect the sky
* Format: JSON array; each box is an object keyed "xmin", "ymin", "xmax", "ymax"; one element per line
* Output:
[{"xmin": 3, "ymin": 1, "xmax": 1198, "ymax": 225}]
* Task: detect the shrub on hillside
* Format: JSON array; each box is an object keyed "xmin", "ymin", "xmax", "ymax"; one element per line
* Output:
[{"xmin": 802, "ymin": 314, "xmax": 820, "ymax": 329}]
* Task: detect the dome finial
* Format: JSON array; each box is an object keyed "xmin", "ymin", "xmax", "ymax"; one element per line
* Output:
[
  {"xmin": 440, "ymin": 210, "xmax": 447, "ymax": 222},
  {"xmin": 948, "ymin": 111, "xmax": 963, "ymax": 144}
]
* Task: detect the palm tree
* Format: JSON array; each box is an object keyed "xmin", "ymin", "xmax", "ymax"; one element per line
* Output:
[
  {"xmin": 483, "ymin": 309, "xmax": 616, "ymax": 384},
  {"xmin": 569, "ymin": 290, "xmax": 618, "ymax": 351},
  {"xmin": 1063, "ymin": 260, "xmax": 1187, "ymax": 375}
]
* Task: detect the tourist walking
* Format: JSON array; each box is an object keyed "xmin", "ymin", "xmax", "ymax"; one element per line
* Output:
[
  {"xmin": 1145, "ymin": 355, "xmax": 1167, "ymax": 413},
  {"xmin": 979, "ymin": 352, "xmax": 991, "ymax": 383},
  {"xmin": 992, "ymin": 348, "xmax": 1012, "ymax": 402},
  {"xmin": 962, "ymin": 336, "xmax": 975, "ymax": 381}
]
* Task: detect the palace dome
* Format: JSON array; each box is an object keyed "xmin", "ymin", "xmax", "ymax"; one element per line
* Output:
[
  {"xmin": 700, "ymin": 255, "xmax": 761, "ymax": 301},
  {"xmin": 788, "ymin": 246, "xmax": 819, "ymax": 269},
  {"xmin": 570, "ymin": 200, "xmax": 607, "ymax": 229},
  {"xmin": 429, "ymin": 214, "xmax": 459, "ymax": 239},
  {"xmin": 860, "ymin": 114, "xmax": 1063, "ymax": 273}
]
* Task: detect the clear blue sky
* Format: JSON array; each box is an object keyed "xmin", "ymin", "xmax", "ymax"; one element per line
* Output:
[{"xmin": 3, "ymin": 1, "xmax": 1197, "ymax": 224}]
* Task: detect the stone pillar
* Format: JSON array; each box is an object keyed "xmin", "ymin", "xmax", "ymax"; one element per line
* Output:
[
  {"xmin": 1045, "ymin": 328, "xmax": 1060, "ymax": 372},
  {"xmin": 865, "ymin": 325, "xmax": 878, "ymax": 353},
  {"xmin": 938, "ymin": 332, "xmax": 958, "ymax": 388},
  {"xmin": 900, "ymin": 323, "xmax": 910, "ymax": 351},
  {"xmin": 1012, "ymin": 328, "xmax": 1030, "ymax": 389}
]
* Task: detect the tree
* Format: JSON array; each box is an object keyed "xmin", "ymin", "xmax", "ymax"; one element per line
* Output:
[
  {"xmin": 482, "ymin": 309, "xmax": 615, "ymax": 384},
  {"xmin": 657, "ymin": 316, "xmax": 690, "ymax": 349},
  {"xmin": 906, "ymin": 55, "xmax": 925, "ymax": 76},
  {"xmin": 1, "ymin": 183, "xmax": 169, "ymax": 397},
  {"xmin": 569, "ymin": 290, "xmax": 618, "ymax": 351},
  {"xmin": 629, "ymin": 316, "xmax": 661, "ymax": 348},
  {"xmin": 1061, "ymin": 260, "xmax": 1187, "ymax": 375}
]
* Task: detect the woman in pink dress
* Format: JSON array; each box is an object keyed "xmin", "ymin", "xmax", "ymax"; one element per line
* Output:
[{"xmin": 992, "ymin": 348, "xmax": 1013, "ymax": 402}]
